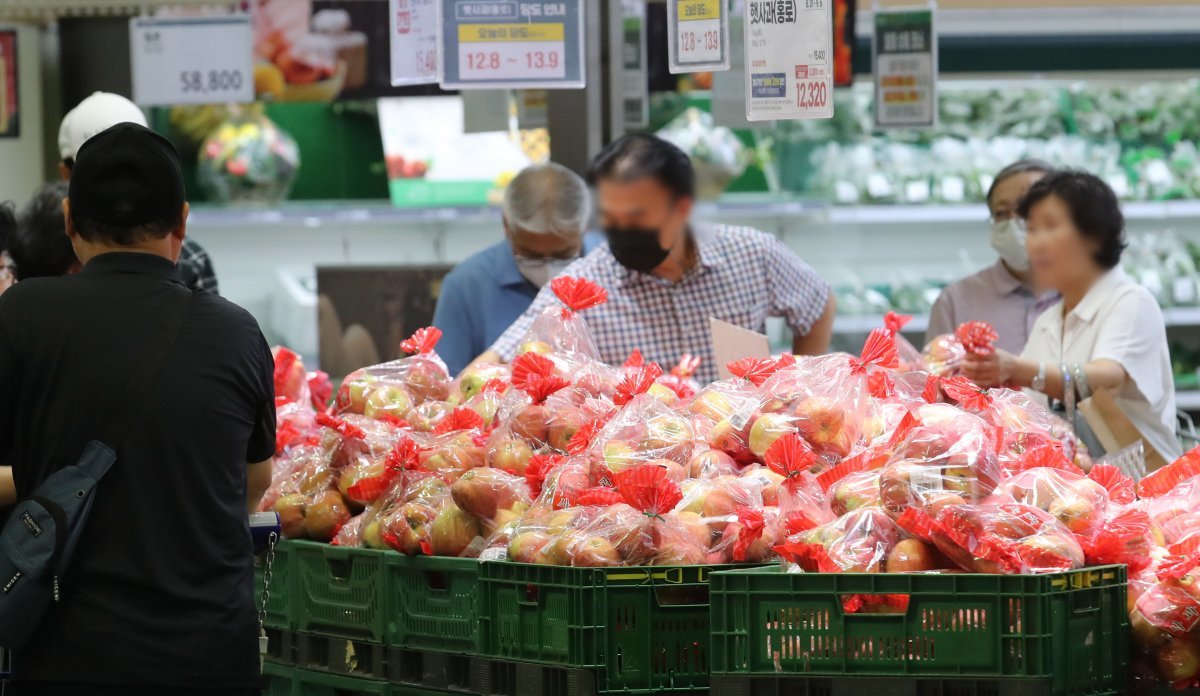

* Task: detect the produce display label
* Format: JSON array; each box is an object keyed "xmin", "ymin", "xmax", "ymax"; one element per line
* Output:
[
  {"xmin": 743, "ymin": 0, "xmax": 834, "ymax": 121},
  {"xmin": 390, "ymin": 0, "xmax": 439, "ymax": 86},
  {"xmin": 873, "ymin": 6, "xmax": 937, "ymax": 129},
  {"xmin": 438, "ymin": 0, "xmax": 585, "ymax": 89},
  {"xmin": 668, "ymin": 0, "xmax": 730, "ymax": 73},
  {"xmin": 129, "ymin": 15, "xmax": 254, "ymax": 107}
]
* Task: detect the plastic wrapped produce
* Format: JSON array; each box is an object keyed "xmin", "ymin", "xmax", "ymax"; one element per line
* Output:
[
  {"xmin": 655, "ymin": 108, "xmax": 748, "ymax": 200},
  {"xmin": 776, "ymin": 506, "xmax": 902, "ymax": 573},
  {"xmin": 899, "ymin": 500, "xmax": 1085, "ymax": 574},
  {"xmin": 336, "ymin": 327, "xmax": 452, "ymax": 420},
  {"xmin": 513, "ymin": 276, "xmax": 607, "ymax": 362},
  {"xmin": 922, "ymin": 321, "xmax": 998, "ymax": 377},
  {"xmin": 197, "ymin": 107, "xmax": 299, "ymax": 205},
  {"xmin": 878, "ymin": 403, "xmax": 1003, "ymax": 519}
]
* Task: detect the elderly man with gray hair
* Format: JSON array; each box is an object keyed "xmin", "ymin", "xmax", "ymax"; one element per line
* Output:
[{"xmin": 433, "ymin": 162, "xmax": 597, "ymax": 374}]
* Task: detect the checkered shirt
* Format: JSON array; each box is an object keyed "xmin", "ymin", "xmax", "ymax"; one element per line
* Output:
[
  {"xmin": 178, "ymin": 238, "xmax": 219, "ymax": 295},
  {"xmin": 489, "ymin": 224, "xmax": 830, "ymax": 384}
]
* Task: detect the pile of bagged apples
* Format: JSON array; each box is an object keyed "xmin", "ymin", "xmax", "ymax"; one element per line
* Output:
[{"xmin": 260, "ymin": 277, "xmax": 1200, "ymax": 689}]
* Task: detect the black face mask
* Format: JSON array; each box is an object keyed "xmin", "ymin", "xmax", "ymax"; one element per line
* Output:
[{"xmin": 605, "ymin": 225, "xmax": 669, "ymax": 273}]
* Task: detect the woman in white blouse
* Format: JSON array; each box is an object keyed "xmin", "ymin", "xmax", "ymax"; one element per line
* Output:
[{"xmin": 963, "ymin": 170, "xmax": 1181, "ymax": 462}]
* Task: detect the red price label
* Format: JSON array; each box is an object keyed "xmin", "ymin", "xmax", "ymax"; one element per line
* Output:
[{"xmin": 796, "ymin": 79, "xmax": 828, "ymax": 110}]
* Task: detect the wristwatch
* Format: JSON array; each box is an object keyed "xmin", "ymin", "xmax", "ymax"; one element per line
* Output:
[{"xmin": 1031, "ymin": 361, "xmax": 1047, "ymax": 392}]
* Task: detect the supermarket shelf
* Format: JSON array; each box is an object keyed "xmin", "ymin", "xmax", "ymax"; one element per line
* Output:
[
  {"xmin": 187, "ymin": 201, "xmax": 501, "ymax": 229},
  {"xmin": 828, "ymin": 199, "xmax": 1200, "ymax": 225},
  {"xmin": 837, "ymin": 307, "xmax": 1200, "ymax": 335},
  {"xmin": 834, "ymin": 314, "xmax": 929, "ymax": 334},
  {"xmin": 187, "ymin": 198, "xmax": 1200, "ymax": 231},
  {"xmin": 1178, "ymin": 391, "xmax": 1200, "ymax": 411}
]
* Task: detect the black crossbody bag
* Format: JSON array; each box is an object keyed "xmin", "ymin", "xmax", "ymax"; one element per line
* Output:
[{"xmin": 0, "ymin": 288, "xmax": 192, "ymax": 649}]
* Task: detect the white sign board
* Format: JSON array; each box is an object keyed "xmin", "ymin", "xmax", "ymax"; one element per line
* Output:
[
  {"xmin": 390, "ymin": 0, "xmax": 440, "ymax": 86},
  {"xmin": 668, "ymin": 0, "xmax": 730, "ymax": 73},
  {"xmin": 130, "ymin": 15, "xmax": 254, "ymax": 107},
  {"xmin": 621, "ymin": 0, "xmax": 649, "ymax": 127},
  {"xmin": 873, "ymin": 6, "xmax": 937, "ymax": 129},
  {"xmin": 709, "ymin": 317, "xmax": 771, "ymax": 380},
  {"xmin": 438, "ymin": 0, "xmax": 586, "ymax": 90},
  {"xmin": 743, "ymin": 0, "xmax": 833, "ymax": 122}
]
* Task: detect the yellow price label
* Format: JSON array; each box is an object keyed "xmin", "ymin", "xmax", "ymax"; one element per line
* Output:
[
  {"xmin": 458, "ymin": 23, "xmax": 565, "ymax": 43},
  {"xmin": 677, "ymin": 0, "xmax": 721, "ymax": 21}
]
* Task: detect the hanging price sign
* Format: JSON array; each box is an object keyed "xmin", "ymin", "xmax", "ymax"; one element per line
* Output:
[
  {"xmin": 668, "ymin": 0, "xmax": 729, "ymax": 73},
  {"xmin": 129, "ymin": 15, "xmax": 254, "ymax": 107},
  {"xmin": 873, "ymin": 5, "xmax": 937, "ymax": 128},
  {"xmin": 391, "ymin": 0, "xmax": 439, "ymax": 86},
  {"xmin": 744, "ymin": 0, "xmax": 833, "ymax": 121},
  {"xmin": 438, "ymin": 0, "xmax": 585, "ymax": 89}
]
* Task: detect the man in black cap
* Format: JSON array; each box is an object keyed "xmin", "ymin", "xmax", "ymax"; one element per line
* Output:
[{"xmin": 0, "ymin": 123, "xmax": 274, "ymax": 695}]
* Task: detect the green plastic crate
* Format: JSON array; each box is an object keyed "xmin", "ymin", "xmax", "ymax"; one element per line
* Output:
[
  {"xmin": 293, "ymin": 667, "xmax": 391, "ymax": 696},
  {"xmin": 291, "ymin": 666, "xmax": 463, "ymax": 696},
  {"xmin": 386, "ymin": 555, "xmax": 483, "ymax": 653},
  {"xmin": 480, "ymin": 561, "xmax": 749, "ymax": 694},
  {"xmin": 292, "ymin": 541, "xmax": 388, "ymax": 641},
  {"xmin": 256, "ymin": 540, "xmax": 295, "ymax": 630},
  {"xmin": 709, "ymin": 564, "xmax": 1129, "ymax": 695},
  {"xmin": 263, "ymin": 660, "xmax": 295, "ymax": 696}
]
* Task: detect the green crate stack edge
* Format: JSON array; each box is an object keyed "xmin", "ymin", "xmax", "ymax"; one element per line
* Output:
[
  {"xmin": 707, "ymin": 564, "xmax": 1130, "ymax": 696},
  {"xmin": 265, "ymin": 661, "xmax": 493, "ymax": 696},
  {"xmin": 477, "ymin": 560, "xmax": 758, "ymax": 695}
]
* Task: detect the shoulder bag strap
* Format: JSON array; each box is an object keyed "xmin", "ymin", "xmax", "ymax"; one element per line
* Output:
[{"xmin": 96, "ymin": 288, "xmax": 194, "ymax": 453}]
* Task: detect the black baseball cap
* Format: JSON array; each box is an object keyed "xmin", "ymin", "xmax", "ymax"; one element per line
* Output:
[{"xmin": 68, "ymin": 122, "xmax": 185, "ymax": 227}]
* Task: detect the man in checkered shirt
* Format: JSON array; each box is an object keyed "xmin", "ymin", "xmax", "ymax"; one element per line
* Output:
[{"xmin": 484, "ymin": 134, "xmax": 834, "ymax": 384}]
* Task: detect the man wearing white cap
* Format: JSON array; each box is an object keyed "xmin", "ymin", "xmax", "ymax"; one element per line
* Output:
[{"xmin": 58, "ymin": 92, "xmax": 220, "ymax": 294}]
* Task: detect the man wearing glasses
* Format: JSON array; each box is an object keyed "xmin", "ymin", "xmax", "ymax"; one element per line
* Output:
[{"xmin": 925, "ymin": 159, "xmax": 1060, "ymax": 353}]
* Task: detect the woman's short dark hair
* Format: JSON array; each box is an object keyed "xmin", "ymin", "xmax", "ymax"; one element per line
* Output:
[
  {"xmin": 1018, "ymin": 169, "xmax": 1126, "ymax": 270},
  {"xmin": 586, "ymin": 133, "xmax": 695, "ymax": 199}
]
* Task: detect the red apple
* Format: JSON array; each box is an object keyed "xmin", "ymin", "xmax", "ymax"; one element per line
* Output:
[{"xmin": 748, "ymin": 413, "xmax": 794, "ymax": 459}]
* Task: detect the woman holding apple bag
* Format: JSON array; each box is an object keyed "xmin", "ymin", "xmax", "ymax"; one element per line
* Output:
[{"xmin": 961, "ymin": 170, "xmax": 1181, "ymax": 464}]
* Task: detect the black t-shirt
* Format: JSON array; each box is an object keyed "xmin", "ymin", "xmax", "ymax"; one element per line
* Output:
[{"xmin": 0, "ymin": 252, "xmax": 275, "ymax": 688}]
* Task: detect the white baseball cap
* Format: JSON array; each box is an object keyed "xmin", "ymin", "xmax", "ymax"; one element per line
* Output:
[{"xmin": 58, "ymin": 91, "xmax": 148, "ymax": 162}]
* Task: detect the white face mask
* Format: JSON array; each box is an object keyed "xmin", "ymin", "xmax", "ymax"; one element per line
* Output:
[
  {"xmin": 990, "ymin": 218, "xmax": 1030, "ymax": 272},
  {"xmin": 515, "ymin": 256, "xmax": 575, "ymax": 288}
]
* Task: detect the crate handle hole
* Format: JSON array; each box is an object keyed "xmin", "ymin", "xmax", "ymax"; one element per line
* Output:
[
  {"xmin": 424, "ymin": 570, "xmax": 449, "ymax": 591},
  {"xmin": 841, "ymin": 594, "xmax": 909, "ymax": 617},
  {"xmin": 325, "ymin": 557, "xmax": 352, "ymax": 580},
  {"xmin": 520, "ymin": 583, "xmax": 540, "ymax": 605},
  {"xmin": 654, "ymin": 585, "xmax": 710, "ymax": 607}
]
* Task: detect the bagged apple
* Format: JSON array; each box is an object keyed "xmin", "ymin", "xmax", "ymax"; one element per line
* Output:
[
  {"xmin": 512, "ymin": 276, "xmax": 608, "ymax": 362},
  {"xmin": 775, "ymin": 506, "xmax": 902, "ymax": 573},
  {"xmin": 412, "ymin": 426, "xmax": 487, "ymax": 482},
  {"xmin": 336, "ymin": 327, "xmax": 451, "ymax": 420},
  {"xmin": 379, "ymin": 474, "xmax": 453, "ymax": 555},
  {"xmin": 455, "ymin": 362, "xmax": 510, "ymax": 402},
  {"xmin": 763, "ymin": 433, "xmax": 835, "ymax": 535},
  {"xmin": 588, "ymin": 389, "xmax": 695, "ymax": 482},
  {"xmin": 688, "ymin": 378, "xmax": 763, "ymax": 466},
  {"xmin": 883, "ymin": 312, "xmax": 927, "ymax": 372},
  {"xmin": 321, "ymin": 413, "xmax": 409, "ymax": 508},
  {"xmin": 273, "ymin": 345, "xmax": 311, "ymax": 407},
  {"xmin": 1128, "ymin": 552, "xmax": 1200, "ymax": 689},
  {"xmin": 878, "ymin": 402, "xmax": 1003, "ymax": 519},
  {"xmin": 922, "ymin": 320, "xmax": 998, "ymax": 377},
  {"xmin": 899, "ymin": 499, "xmax": 1085, "ymax": 574},
  {"xmin": 450, "ymin": 467, "xmax": 533, "ymax": 535},
  {"xmin": 746, "ymin": 329, "xmax": 899, "ymax": 472}
]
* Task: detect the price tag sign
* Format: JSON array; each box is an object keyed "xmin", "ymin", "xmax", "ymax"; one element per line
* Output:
[
  {"xmin": 391, "ymin": 0, "xmax": 439, "ymax": 86},
  {"xmin": 873, "ymin": 6, "xmax": 937, "ymax": 128},
  {"xmin": 668, "ymin": 0, "xmax": 729, "ymax": 73},
  {"xmin": 438, "ymin": 0, "xmax": 585, "ymax": 90},
  {"xmin": 744, "ymin": 0, "xmax": 833, "ymax": 121},
  {"xmin": 129, "ymin": 15, "xmax": 254, "ymax": 107}
]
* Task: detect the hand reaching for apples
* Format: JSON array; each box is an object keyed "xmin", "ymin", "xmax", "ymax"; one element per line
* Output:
[{"xmin": 961, "ymin": 348, "xmax": 1016, "ymax": 389}]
